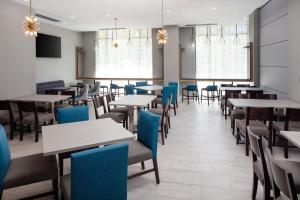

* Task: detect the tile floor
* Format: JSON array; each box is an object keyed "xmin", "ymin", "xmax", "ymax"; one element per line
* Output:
[{"xmin": 3, "ymin": 100, "xmax": 265, "ymax": 200}]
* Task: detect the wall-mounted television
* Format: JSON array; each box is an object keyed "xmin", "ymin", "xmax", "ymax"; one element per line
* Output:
[{"xmin": 36, "ymin": 33, "xmax": 61, "ymax": 58}]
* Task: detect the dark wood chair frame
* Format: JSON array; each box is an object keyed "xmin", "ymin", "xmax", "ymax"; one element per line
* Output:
[
  {"xmin": 18, "ymin": 101, "xmax": 54, "ymax": 142},
  {"xmin": 201, "ymin": 87, "xmax": 219, "ymax": 106},
  {"xmin": 236, "ymin": 107, "xmax": 274, "ymax": 156},
  {"xmin": 0, "ymin": 100, "xmax": 15, "ymax": 140},
  {"xmin": 181, "ymin": 88, "xmax": 200, "ymax": 105},
  {"xmin": 222, "ymin": 90, "xmax": 241, "ymax": 120}
]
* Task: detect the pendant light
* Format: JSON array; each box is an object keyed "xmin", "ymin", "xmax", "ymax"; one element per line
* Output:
[
  {"xmin": 219, "ymin": 26, "xmax": 225, "ymax": 44},
  {"xmin": 190, "ymin": 27, "xmax": 196, "ymax": 48},
  {"xmin": 127, "ymin": 29, "xmax": 133, "ymax": 47},
  {"xmin": 23, "ymin": 0, "xmax": 40, "ymax": 37},
  {"xmin": 112, "ymin": 18, "xmax": 119, "ymax": 48},
  {"xmin": 204, "ymin": 26, "xmax": 210, "ymax": 46},
  {"xmin": 145, "ymin": 28, "xmax": 151, "ymax": 47},
  {"xmin": 156, "ymin": 0, "xmax": 168, "ymax": 45},
  {"xmin": 233, "ymin": 24, "xmax": 240, "ymax": 46}
]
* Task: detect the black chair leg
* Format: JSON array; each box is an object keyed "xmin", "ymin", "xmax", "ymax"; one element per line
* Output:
[
  {"xmin": 251, "ymin": 173, "xmax": 258, "ymax": 200},
  {"xmin": 161, "ymin": 125, "xmax": 165, "ymax": 145},
  {"xmin": 153, "ymin": 159, "xmax": 160, "ymax": 184},
  {"xmin": 35, "ymin": 125, "xmax": 39, "ymax": 143},
  {"xmin": 52, "ymin": 178, "xmax": 59, "ymax": 200},
  {"xmin": 9, "ymin": 123, "xmax": 14, "ymax": 140},
  {"xmin": 141, "ymin": 162, "xmax": 145, "ymax": 170},
  {"xmin": 0, "ymin": 188, "xmax": 3, "ymax": 200},
  {"xmin": 173, "ymin": 103, "xmax": 176, "ymax": 115},
  {"xmin": 20, "ymin": 123, "xmax": 24, "ymax": 141},
  {"xmin": 59, "ymin": 155, "xmax": 64, "ymax": 176}
]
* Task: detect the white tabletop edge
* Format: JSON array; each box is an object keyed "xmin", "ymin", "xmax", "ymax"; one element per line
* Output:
[{"xmin": 280, "ymin": 131, "xmax": 300, "ymax": 148}]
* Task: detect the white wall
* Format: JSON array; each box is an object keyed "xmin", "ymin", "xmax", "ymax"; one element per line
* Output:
[
  {"xmin": 0, "ymin": 0, "xmax": 36, "ymax": 99},
  {"xmin": 36, "ymin": 23, "xmax": 82, "ymax": 85},
  {"xmin": 288, "ymin": 0, "xmax": 300, "ymax": 102}
]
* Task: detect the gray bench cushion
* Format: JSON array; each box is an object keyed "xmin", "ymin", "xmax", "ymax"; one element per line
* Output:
[
  {"xmin": 3, "ymin": 153, "xmax": 58, "ymax": 189},
  {"xmin": 128, "ymin": 140, "xmax": 152, "ymax": 165}
]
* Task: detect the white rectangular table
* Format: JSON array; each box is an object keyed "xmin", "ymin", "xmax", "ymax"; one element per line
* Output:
[
  {"xmin": 219, "ymin": 87, "xmax": 263, "ymax": 91},
  {"xmin": 280, "ymin": 131, "xmax": 300, "ymax": 149},
  {"xmin": 135, "ymin": 85, "xmax": 163, "ymax": 94},
  {"xmin": 12, "ymin": 94, "xmax": 71, "ymax": 113},
  {"xmin": 42, "ymin": 118, "xmax": 135, "ymax": 156},
  {"xmin": 110, "ymin": 95, "xmax": 157, "ymax": 132},
  {"xmin": 228, "ymin": 99, "xmax": 300, "ymax": 109}
]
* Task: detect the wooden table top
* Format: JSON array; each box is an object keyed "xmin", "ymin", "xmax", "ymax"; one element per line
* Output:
[
  {"xmin": 42, "ymin": 118, "xmax": 135, "ymax": 156},
  {"xmin": 110, "ymin": 95, "xmax": 157, "ymax": 107},
  {"xmin": 11, "ymin": 94, "xmax": 71, "ymax": 103},
  {"xmin": 280, "ymin": 131, "xmax": 300, "ymax": 148},
  {"xmin": 228, "ymin": 99, "xmax": 300, "ymax": 109},
  {"xmin": 135, "ymin": 85, "xmax": 163, "ymax": 91}
]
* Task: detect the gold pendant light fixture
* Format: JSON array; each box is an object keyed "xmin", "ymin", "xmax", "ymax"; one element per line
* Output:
[
  {"xmin": 204, "ymin": 26, "xmax": 211, "ymax": 46},
  {"xmin": 219, "ymin": 26, "xmax": 226, "ymax": 44},
  {"xmin": 112, "ymin": 18, "xmax": 119, "ymax": 48},
  {"xmin": 23, "ymin": 0, "xmax": 39, "ymax": 37},
  {"xmin": 156, "ymin": 0, "xmax": 168, "ymax": 45},
  {"xmin": 233, "ymin": 24, "xmax": 240, "ymax": 46},
  {"xmin": 145, "ymin": 28, "xmax": 151, "ymax": 47}
]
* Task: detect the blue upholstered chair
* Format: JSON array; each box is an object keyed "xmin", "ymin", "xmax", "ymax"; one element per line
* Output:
[
  {"xmin": 136, "ymin": 81, "xmax": 148, "ymax": 95},
  {"xmin": 74, "ymin": 84, "xmax": 89, "ymax": 105},
  {"xmin": 0, "ymin": 125, "xmax": 59, "ymax": 199},
  {"xmin": 110, "ymin": 83, "xmax": 125, "ymax": 97},
  {"xmin": 168, "ymin": 82, "xmax": 179, "ymax": 115},
  {"xmin": 201, "ymin": 85, "xmax": 219, "ymax": 105},
  {"xmin": 61, "ymin": 143, "xmax": 129, "ymax": 200},
  {"xmin": 127, "ymin": 110, "xmax": 160, "ymax": 183},
  {"xmin": 57, "ymin": 105, "xmax": 89, "ymax": 124},
  {"xmin": 182, "ymin": 84, "xmax": 199, "ymax": 104},
  {"xmin": 125, "ymin": 84, "xmax": 135, "ymax": 95},
  {"xmin": 57, "ymin": 106, "xmax": 89, "ymax": 175}
]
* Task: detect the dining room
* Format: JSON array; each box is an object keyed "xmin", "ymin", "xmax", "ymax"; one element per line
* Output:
[{"xmin": 1, "ymin": 0, "xmax": 300, "ymax": 199}]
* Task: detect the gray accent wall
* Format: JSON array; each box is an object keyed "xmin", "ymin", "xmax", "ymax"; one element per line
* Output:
[
  {"xmin": 259, "ymin": 0, "xmax": 289, "ymax": 98},
  {"xmin": 81, "ymin": 32, "xmax": 96, "ymax": 78}
]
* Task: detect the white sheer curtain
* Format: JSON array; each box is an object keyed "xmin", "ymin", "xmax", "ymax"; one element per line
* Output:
[
  {"xmin": 195, "ymin": 25, "xmax": 249, "ymax": 80},
  {"xmin": 95, "ymin": 29, "xmax": 153, "ymax": 78}
]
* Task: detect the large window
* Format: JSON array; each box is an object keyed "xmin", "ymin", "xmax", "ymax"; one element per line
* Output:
[
  {"xmin": 196, "ymin": 24, "xmax": 249, "ymax": 80},
  {"xmin": 95, "ymin": 29, "xmax": 153, "ymax": 79}
]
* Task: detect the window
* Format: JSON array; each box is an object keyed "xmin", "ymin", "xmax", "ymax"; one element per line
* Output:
[
  {"xmin": 95, "ymin": 29, "xmax": 153, "ymax": 79},
  {"xmin": 195, "ymin": 24, "xmax": 249, "ymax": 80}
]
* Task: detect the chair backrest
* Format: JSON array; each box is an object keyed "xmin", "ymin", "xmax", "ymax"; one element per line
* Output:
[
  {"xmin": 247, "ymin": 127, "xmax": 270, "ymax": 184},
  {"xmin": 225, "ymin": 90, "xmax": 241, "ymax": 100},
  {"xmin": 246, "ymin": 107, "xmax": 274, "ymax": 122},
  {"xmin": 238, "ymin": 93, "xmax": 249, "ymax": 99},
  {"xmin": 256, "ymin": 94, "xmax": 277, "ymax": 100},
  {"xmin": 265, "ymin": 149, "xmax": 298, "ymax": 200},
  {"xmin": 0, "ymin": 125, "xmax": 10, "ymax": 189},
  {"xmin": 236, "ymin": 84, "xmax": 250, "ymax": 87},
  {"xmin": 90, "ymin": 81, "xmax": 100, "ymax": 93},
  {"xmin": 18, "ymin": 101, "xmax": 38, "ymax": 124},
  {"xmin": 81, "ymin": 84, "xmax": 89, "ymax": 100},
  {"xmin": 0, "ymin": 101, "xmax": 13, "ymax": 120},
  {"xmin": 57, "ymin": 106, "xmax": 89, "ymax": 124},
  {"xmin": 186, "ymin": 84, "xmax": 198, "ymax": 91},
  {"xmin": 220, "ymin": 84, "xmax": 233, "ymax": 87},
  {"xmin": 285, "ymin": 108, "xmax": 300, "ymax": 130},
  {"xmin": 61, "ymin": 90, "xmax": 76, "ymax": 105},
  {"xmin": 92, "ymin": 96, "xmax": 107, "ymax": 119},
  {"xmin": 206, "ymin": 85, "xmax": 218, "ymax": 91},
  {"xmin": 162, "ymin": 86, "xmax": 173, "ymax": 105},
  {"xmin": 136, "ymin": 81, "xmax": 148, "ymax": 94},
  {"xmin": 168, "ymin": 82, "xmax": 179, "ymax": 95},
  {"xmin": 110, "ymin": 83, "xmax": 119, "ymax": 89},
  {"xmin": 125, "ymin": 85, "xmax": 135, "ymax": 95},
  {"xmin": 137, "ymin": 110, "xmax": 160, "ymax": 159},
  {"xmin": 105, "ymin": 94, "xmax": 113, "ymax": 112},
  {"xmin": 71, "ymin": 143, "xmax": 128, "ymax": 200},
  {"xmin": 168, "ymin": 85, "xmax": 177, "ymax": 104},
  {"xmin": 246, "ymin": 90, "xmax": 264, "ymax": 96},
  {"xmin": 45, "ymin": 90, "xmax": 58, "ymax": 95}
]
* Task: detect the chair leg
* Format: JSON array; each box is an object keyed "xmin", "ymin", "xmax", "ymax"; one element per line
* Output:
[
  {"xmin": 0, "ymin": 188, "xmax": 3, "ymax": 200},
  {"xmin": 141, "ymin": 161, "xmax": 145, "ymax": 170},
  {"xmin": 20, "ymin": 122, "xmax": 24, "ymax": 141},
  {"xmin": 164, "ymin": 124, "xmax": 168, "ymax": 138},
  {"xmin": 152, "ymin": 158, "xmax": 160, "ymax": 184},
  {"xmin": 35, "ymin": 125, "xmax": 39, "ymax": 143},
  {"xmin": 167, "ymin": 116, "xmax": 171, "ymax": 129},
  {"xmin": 173, "ymin": 103, "xmax": 176, "ymax": 115},
  {"xmin": 161, "ymin": 127, "xmax": 165, "ymax": 145},
  {"xmin": 251, "ymin": 173, "xmax": 258, "ymax": 200},
  {"xmin": 176, "ymin": 100, "xmax": 178, "ymax": 108},
  {"xmin": 263, "ymin": 181, "xmax": 271, "ymax": 200},
  {"xmin": 59, "ymin": 155, "xmax": 64, "ymax": 176},
  {"xmin": 9, "ymin": 122, "xmax": 14, "ymax": 140},
  {"xmin": 232, "ymin": 120, "xmax": 235, "ymax": 135},
  {"xmin": 245, "ymin": 132, "xmax": 249, "ymax": 156},
  {"xmin": 236, "ymin": 129, "xmax": 240, "ymax": 145},
  {"xmin": 52, "ymin": 178, "xmax": 59, "ymax": 200}
]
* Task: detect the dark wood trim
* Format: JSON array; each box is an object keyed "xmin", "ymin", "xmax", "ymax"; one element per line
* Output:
[{"xmin": 77, "ymin": 77, "xmax": 164, "ymax": 81}]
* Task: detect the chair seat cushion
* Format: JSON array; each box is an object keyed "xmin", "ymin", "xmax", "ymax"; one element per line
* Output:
[
  {"xmin": 110, "ymin": 107, "xmax": 128, "ymax": 114},
  {"xmin": 61, "ymin": 174, "xmax": 71, "ymax": 200},
  {"xmin": 128, "ymin": 140, "xmax": 152, "ymax": 165},
  {"xmin": 236, "ymin": 120, "xmax": 268, "ymax": 137},
  {"xmin": 0, "ymin": 111, "xmax": 20, "ymax": 123},
  {"xmin": 149, "ymin": 108, "xmax": 163, "ymax": 116},
  {"xmin": 231, "ymin": 109, "xmax": 245, "ymax": 119},
  {"xmin": 99, "ymin": 112, "xmax": 124, "ymax": 123},
  {"xmin": 22, "ymin": 113, "xmax": 54, "ymax": 124},
  {"xmin": 3, "ymin": 153, "xmax": 58, "ymax": 189},
  {"xmin": 273, "ymin": 121, "xmax": 300, "ymax": 132}
]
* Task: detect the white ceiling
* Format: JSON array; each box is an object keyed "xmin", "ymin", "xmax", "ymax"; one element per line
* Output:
[{"xmin": 12, "ymin": 0, "xmax": 268, "ymax": 31}]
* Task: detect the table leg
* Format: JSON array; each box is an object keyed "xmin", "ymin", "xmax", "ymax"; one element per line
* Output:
[{"xmin": 127, "ymin": 106, "xmax": 134, "ymax": 132}]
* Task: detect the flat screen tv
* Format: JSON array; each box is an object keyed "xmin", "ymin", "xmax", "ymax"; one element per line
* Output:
[{"xmin": 36, "ymin": 33, "xmax": 61, "ymax": 58}]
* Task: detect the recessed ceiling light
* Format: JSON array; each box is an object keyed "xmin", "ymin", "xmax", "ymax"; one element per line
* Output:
[
  {"xmin": 106, "ymin": 13, "xmax": 111, "ymax": 17},
  {"xmin": 211, "ymin": 7, "xmax": 216, "ymax": 10},
  {"xmin": 70, "ymin": 16, "xmax": 76, "ymax": 19},
  {"xmin": 166, "ymin": 9, "xmax": 171, "ymax": 13}
]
